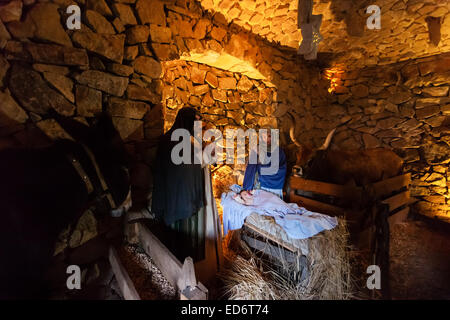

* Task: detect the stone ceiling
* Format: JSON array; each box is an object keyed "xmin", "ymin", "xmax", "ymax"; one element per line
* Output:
[{"xmin": 199, "ymin": 0, "xmax": 450, "ymax": 70}]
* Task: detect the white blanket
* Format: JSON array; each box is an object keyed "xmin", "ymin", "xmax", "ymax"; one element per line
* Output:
[{"xmin": 221, "ymin": 185, "xmax": 338, "ymax": 240}]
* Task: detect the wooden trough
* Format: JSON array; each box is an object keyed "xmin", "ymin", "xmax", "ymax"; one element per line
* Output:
[
  {"xmin": 108, "ymin": 246, "xmax": 141, "ymax": 300},
  {"xmin": 240, "ymin": 223, "xmax": 310, "ymax": 282},
  {"xmin": 109, "ymin": 166, "xmax": 222, "ymax": 300},
  {"xmin": 122, "ymin": 221, "xmax": 209, "ymax": 300},
  {"xmin": 108, "ymin": 218, "xmax": 209, "ymax": 300}
]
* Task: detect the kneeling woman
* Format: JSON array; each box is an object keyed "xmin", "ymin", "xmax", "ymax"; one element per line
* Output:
[{"xmin": 151, "ymin": 107, "xmax": 205, "ymax": 262}]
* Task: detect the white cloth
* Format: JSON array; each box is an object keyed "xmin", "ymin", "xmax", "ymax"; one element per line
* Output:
[
  {"xmin": 260, "ymin": 186, "xmax": 283, "ymax": 199},
  {"xmin": 221, "ymin": 185, "xmax": 338, "ymax": 239}
]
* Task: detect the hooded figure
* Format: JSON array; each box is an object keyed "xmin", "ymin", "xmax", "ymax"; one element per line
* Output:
[
  {"xmin": 151, "ymin": 107, "xmax": 205, "ymax": 262},
  {"xmin": 242, "ymin": 128, "xmax": 287, "ymax": 198}
]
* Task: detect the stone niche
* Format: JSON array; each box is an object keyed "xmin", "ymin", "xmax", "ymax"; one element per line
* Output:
[
  {"xmin": 161, "ymin": 59, "xmax": 279, "ymax": 209},
  {"xmin": 162, "ymin": 60, "xmax": 277, "ymax": 131}
]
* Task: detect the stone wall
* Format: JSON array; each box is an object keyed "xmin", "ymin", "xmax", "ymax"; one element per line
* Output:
[
  {"xmin": 162, "ymin": 61, "xmax": 278, "ymax": 130},
  {"xmin": 0, "ymin": 0, "xmax": 310, "ymax": 252},
  {"xmin": 1, "ymin": 0, "xmax": 448, "ymax": 227},
  {"xmin": 0, "ymin": 0, "xmax": 309, "ymax": 150},
  {"xmin": 286, "ymin": 53, "xmax": 450, "ymax": 221},
  {"xmin": 200, "ymin": 0, "xmax": 450, "ymax": 69}
]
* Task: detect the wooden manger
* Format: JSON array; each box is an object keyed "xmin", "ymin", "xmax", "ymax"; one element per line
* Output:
[
  {"xmin": 239, "ymin": 173, "xmax": 415, "ymax": 299},
  {"xmin": 237, "ymin": 213, "xmax": 352, "ymax": 299},
  {"xmin": 241, "ymin": 220, "xmax": 310, "ymax": 283}
]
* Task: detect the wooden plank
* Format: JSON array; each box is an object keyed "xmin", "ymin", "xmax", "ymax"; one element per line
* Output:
[
  {"xmin": 136, "ymin": 222, "xmax": 208, "ymax": 299},
  {"xmin": 197, "ymin": 282, "xmax": 208, "ymax": 298},
  {"xmin": 242, "ymin": 234, "xmax": 299, "ymax": 264},
  {"xmin": 244, "ymin": 221, "xmax": 298, "ymax": 253},
  {"xmin": 381, "ymin": 190, "xmax": 410, "ymax": 212},
  {"xmin": 289, "ymin": 176, "xmax": 358, "ymax": 198},
  {"xmin": 180, "ymin": 284, "xmax": 208, "ymax": 300},
  {"xmin": 126, "ymin": 209, "xmax": 153, "ymax": 221},
  {"xmin": 388, "ymin": 207, "xmax": 409, "ymax": 225},
  {"xmin": 124, "ymin": 215, "xmax": 139, "ymax": 245},
  {"xmin": 177, "ymin": 257, "xmax": 197, "ymax": 291},
  {"xmin": 194, "ymin": 166, "xmax": 223, "ymax": 285},
  {"xmin": 108, "ymin": 246, "xmax": 141, "ymax": 300},
  {"xmin": 289, "ymin": 191, "xmax": 346, "ymax": 216},
  {"xmin": 371, "ymin": 173, "xmax": 411, "ymax": 198},
  {"xmin": 136, "ymin": 222, "xmax": 183, "ymax": 289}
]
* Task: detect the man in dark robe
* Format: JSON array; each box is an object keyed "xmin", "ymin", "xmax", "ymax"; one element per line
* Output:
[{"xmin": 151, "ymin": 107, "xmax": 205, "ymax": 262}]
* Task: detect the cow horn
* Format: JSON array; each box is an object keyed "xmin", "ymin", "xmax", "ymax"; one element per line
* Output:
[
  {"xmin": 318, "ymin": 128, "xmax": 336, "ymax": 150},
  {"xmin": 287, "ymin": 112, "xmax": 302, "ymax": 147}
]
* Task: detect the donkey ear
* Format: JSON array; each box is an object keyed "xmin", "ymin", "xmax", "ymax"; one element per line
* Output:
[
  {"xmin": 91, "ymin": 112, "xmax": 117, "ymax": 141},
  {"xmin": 54, "ymin": 115, "xmax": 92, "ymax": 143}
]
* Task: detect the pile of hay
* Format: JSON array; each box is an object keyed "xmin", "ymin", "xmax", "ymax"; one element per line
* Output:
[{"xmin": 220, "ymin": 220, "xmax": 353, "ymax": 300}]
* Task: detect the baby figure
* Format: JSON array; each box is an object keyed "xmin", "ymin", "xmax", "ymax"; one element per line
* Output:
[
  {"xmin": 233, "ymin": 190, "xmax": 254, "ymax": 206},
  {"xmin": 231, "ymin": 188, "xmax": 292, "ymax": 215}
]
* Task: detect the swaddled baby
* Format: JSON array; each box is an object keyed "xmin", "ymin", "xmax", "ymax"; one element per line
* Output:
[
  {"xmin": 232, "ymin": 189, "xmax": 297, "ymax": 215},
  {"xmin": 233, "ymin": 190, "xmax": 254, "ymax": 205},
  {"xmin": 223, "ymin": 184, "xmax": 338, "ymax": 239}
]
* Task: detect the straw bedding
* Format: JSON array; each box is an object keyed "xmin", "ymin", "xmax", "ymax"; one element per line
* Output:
[{"xmin": 220, "ymin": 219, "xmax": 353, "ymax": 300}]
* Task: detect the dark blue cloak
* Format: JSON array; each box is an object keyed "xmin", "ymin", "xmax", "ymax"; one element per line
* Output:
[{"xmin": 242, "ymin": 148, "xmax": 287, "ymax": 190}]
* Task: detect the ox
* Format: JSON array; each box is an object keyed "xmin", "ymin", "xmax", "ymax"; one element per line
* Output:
[
  {"xmin": 0, "ymin": 114, "xmax": 131, "ymax": 299},
  {"xmin": 289, "ymin": 118, "xmax": 403, "ymax": 186}
]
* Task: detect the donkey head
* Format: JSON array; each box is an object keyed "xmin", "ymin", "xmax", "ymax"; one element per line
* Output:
[{"xmin": 55, "ymin": 113, "xmax": 131, "ymax": 213}]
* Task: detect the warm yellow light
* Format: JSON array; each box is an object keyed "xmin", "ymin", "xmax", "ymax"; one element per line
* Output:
[
  {"xmin": 323, "ymin": 66, "xmax": 344, "ymax": 93},
  {"xmin": 180, "ymin": 50, "xmax": 266, "ymax": 80}
]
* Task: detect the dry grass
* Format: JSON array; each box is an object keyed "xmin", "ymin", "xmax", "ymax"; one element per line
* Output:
[{"xmin": 220, "ymin": 220, "xmax": 354, "ymax": 300}]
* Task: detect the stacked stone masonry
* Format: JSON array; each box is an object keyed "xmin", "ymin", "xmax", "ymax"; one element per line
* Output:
[
  {"xmin": 201, "ymin": 0, "xmax": 450, "ymax": 70},
  {"xmin": 0, "ymin": 0, "xmax": 449, "ymax": 234},
  {"xmin": 287, "ymin": 53, "xmax": 450, "ymax": 221},
  {"xmin": 0, "ymin": 0, "xmax": 310, "ymax": 252}
]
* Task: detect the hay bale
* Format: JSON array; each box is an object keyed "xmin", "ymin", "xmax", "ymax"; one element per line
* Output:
[{"xmin": 220, "ymin": 220, "xmax": 353, "ymax": 300}]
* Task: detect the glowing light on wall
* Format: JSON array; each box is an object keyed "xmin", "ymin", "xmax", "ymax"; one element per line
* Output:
[{"xmin": 322, "ymin": 66, "xmax": 344, "ymax": 93}]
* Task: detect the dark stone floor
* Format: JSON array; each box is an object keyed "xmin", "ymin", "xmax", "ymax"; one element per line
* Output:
[{"xmin": 389, "ymin": 216, "xmax": 450, "ymax": 300}]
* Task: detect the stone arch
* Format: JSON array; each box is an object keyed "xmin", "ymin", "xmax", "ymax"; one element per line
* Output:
[{"xmin": 150, "ymin": 1, "xmax": 314, "ymax": 144}]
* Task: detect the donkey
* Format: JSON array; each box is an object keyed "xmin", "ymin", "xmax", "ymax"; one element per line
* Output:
[{"xmin": 0, "ymin": 114, "xmax": 131, "ymax": 299}]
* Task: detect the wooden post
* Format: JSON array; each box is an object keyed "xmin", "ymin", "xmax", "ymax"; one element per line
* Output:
[
  {"xmin": 108, "ymin": 246, "xmax": 141, "ymax": 300},
  {"xmin": 124, "ymin": 215, "xmax": 139, "ymax": 244},
  {"xmin": 194, "ymin": 166, "xmax": 223, "ymax": 285},
  {"xmin": 180, "ymin": 282, "xmax": 208, "ymax": 300},
  {"xmin": 177, "ymin": 257, "xmax": 197, "ymax": 291}
]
